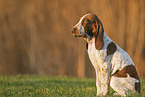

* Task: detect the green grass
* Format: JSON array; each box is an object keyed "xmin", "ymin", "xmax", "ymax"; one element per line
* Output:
[{"xmin": 0, "ymin": 75, "xmax": 144, "ymax": 97}]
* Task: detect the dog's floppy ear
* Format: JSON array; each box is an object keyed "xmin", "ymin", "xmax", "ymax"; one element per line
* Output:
[{"xmin": 92, "ymin": 17, "xmax": 104, "ymax": 50}]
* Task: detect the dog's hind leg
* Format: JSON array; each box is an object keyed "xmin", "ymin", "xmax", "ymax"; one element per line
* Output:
[{"xmin": 110, "ymin": 76, "xmax": 130, "ymax": 96}]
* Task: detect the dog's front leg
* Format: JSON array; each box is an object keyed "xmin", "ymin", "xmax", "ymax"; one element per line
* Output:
[
  {"xmin": 95, "ymin": 70, "xmax": 102, "ymax": 96},
  {"xmin": 101, "ymin": 63, "xmax": 110, "ymax": 96}
]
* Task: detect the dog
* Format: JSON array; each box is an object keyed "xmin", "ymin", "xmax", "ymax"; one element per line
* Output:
[{"xmin": 71, "ymin": 13, "xmax": 140, "ymax": 96}]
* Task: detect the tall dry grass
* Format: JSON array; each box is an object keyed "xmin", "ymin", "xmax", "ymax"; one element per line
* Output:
[{"xmin": 0, "ymin": 0, "xmax": 144, "ymax": 77}]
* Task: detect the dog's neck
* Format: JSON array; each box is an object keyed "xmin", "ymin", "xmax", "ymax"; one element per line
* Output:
[
  {"xmin": 84, "ymin": 32, "xmax": 106, "ymax": 44},
  {"xmin": 84, "ymin": 37, "xmax": 95, "ymax": 44}
]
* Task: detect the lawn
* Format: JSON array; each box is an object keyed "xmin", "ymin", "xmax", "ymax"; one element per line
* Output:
[{"xmin": 0, "ymin": 75, "xmax": 144, "ymax": 97}]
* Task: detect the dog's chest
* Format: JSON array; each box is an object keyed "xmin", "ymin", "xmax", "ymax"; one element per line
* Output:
[
  {"xmin": 87, "ymin": 36, "xmax": 113, "ymax": 69},
  {"xmin": 87, "ymin": 41, "xmax": 107, "ymax": 67}
]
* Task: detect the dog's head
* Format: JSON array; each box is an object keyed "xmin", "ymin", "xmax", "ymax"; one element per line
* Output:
[{"xmin": 72, "ymin": 13, "xmax": 104, "ymax": 49}]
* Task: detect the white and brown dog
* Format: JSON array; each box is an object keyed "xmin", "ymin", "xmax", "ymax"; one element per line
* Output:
[{"xmin": 72, "ymin": 13, "xmax": 140, "ymax": 96}]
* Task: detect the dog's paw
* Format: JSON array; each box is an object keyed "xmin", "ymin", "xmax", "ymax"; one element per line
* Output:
[
  {"xmin": 113, "ymin": 92, "xmax": 126, "ymax": 96},
  {"xmin": 113, "ymin": 92, "xmax": 120, "ymax": 96}
]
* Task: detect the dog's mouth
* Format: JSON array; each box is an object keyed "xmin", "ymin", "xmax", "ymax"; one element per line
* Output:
[{"xmin": 73, "ymin": 34, "xmax": 83, "ymax": 37}]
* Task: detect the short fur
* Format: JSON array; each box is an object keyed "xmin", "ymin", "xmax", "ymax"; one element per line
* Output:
[{"xmin": 72, "ymin": 13, "xmax": 140, "ymax": 96}]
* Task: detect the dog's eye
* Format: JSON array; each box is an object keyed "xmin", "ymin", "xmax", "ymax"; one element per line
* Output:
[
  {"xmin": 86, "ymin": 23, "xmax": 90, "ymax": 27},
  {"xmin": 88, "ymin": 32, "xmax": 94, "ymax": 36}
]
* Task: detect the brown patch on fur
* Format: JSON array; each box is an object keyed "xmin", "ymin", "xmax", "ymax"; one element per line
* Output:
[
  {"xmin": 112, "ymin": 65, "xmax": 140, "ymax": 80},
  {"xmin": 107, "ymin": 42, "xmax": 117, "ymax": 56},
  {"xmin": 135, "ymin": 82, "xmax": 141, "ymax": 93},
  {"xmin": 81, "ymin": 13, "xmax": 104, "ymax": 50},
  {"xmin": 93, "ymin": 15, "xmax": 104, "ymax": 50},
  {"xmin": 81, "ymin": 17, "xmax": 94, "ymax": 37},
  {"xmin": 95, "ymin": 28, "xmax": 104, "ymax": 50}
]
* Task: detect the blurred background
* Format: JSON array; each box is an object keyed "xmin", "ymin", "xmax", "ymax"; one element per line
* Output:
[{"xmin": 0, "ymin": 0, "xmax": 144, "ymax": 78}]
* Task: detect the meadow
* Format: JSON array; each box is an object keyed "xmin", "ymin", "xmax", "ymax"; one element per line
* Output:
[{"xmin": 0, "ymin": 75, "xmax": 144, "ymax": 97}]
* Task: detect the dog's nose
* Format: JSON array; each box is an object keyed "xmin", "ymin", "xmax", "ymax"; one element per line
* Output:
[{"xmin": 72, "ymin": 28, "xmax": 77, "ymax": 33}]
